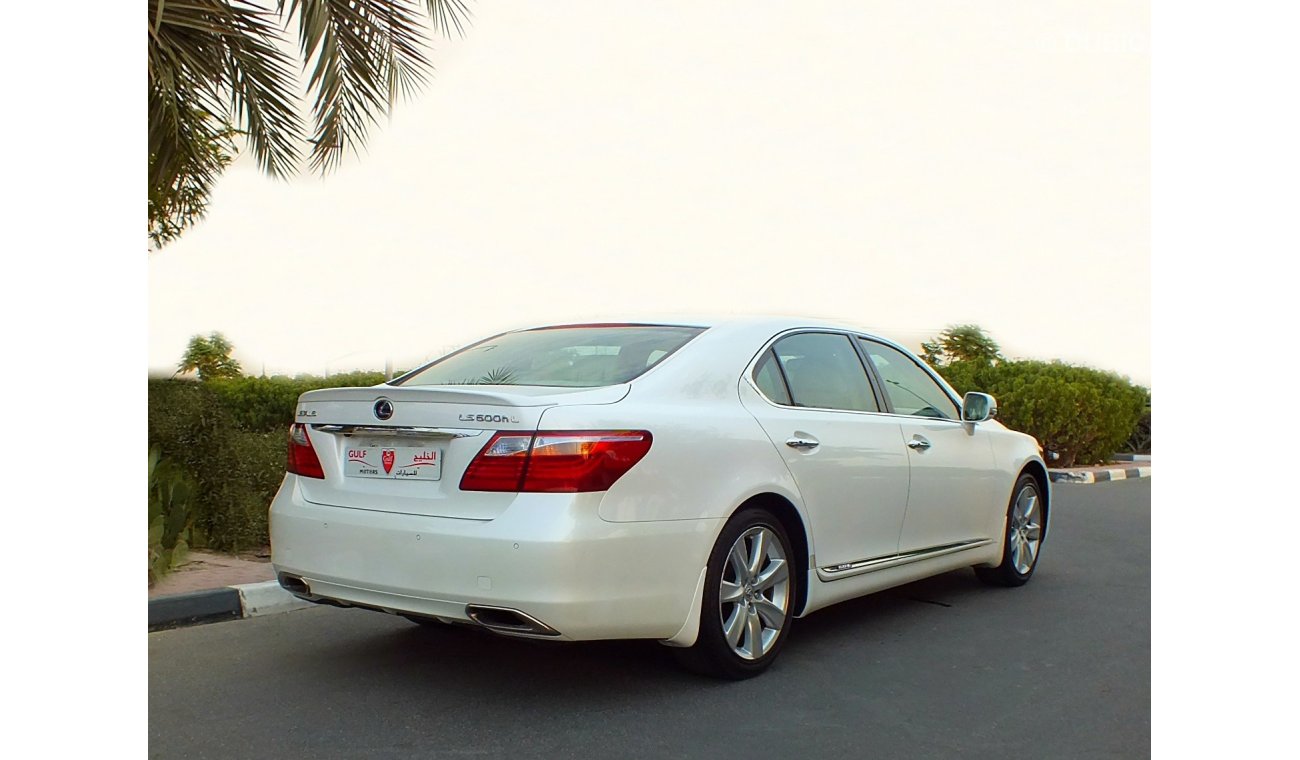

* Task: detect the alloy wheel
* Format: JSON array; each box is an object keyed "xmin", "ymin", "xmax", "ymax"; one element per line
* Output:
[
  {"xmin": 719, "ymin": 525, "xmax": 790, "ymax": 660},
  {"xmin": 1008, "ymin": 484, "xmax": 1043, "ymax": 575}
]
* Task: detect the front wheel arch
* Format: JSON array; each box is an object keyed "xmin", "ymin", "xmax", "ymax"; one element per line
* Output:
[
  {"xmin": 1018, "ymin": 460, "xmax": 1051, "ymax": 541},
  {"xmin": 976, "ymin": 472, "xmax": 1046, "ymax": 587}
]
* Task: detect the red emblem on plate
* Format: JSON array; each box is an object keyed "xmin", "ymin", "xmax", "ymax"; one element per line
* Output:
[{"xmin": 382, "ymin": 449, "xmax": 396, "ymax": 474}]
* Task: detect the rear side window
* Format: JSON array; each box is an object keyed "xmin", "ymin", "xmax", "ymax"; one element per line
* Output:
[
  {"xmin": 752, "ymin": 350, "xmax": 792, "ymax": 405},
  {"xmin": 771, "ymin": 333, "xmax": 879, "ymax": 412},
  {"xmin": 396, "ymin": 325, "xmax": 704, "ymax": 388}
]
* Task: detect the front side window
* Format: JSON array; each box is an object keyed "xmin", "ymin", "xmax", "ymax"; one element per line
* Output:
[
  {"xmin": 770, "ymin": 333, "xmax": 878, "ymax": 412},
  {"xmin": 858, "ymin": 339, "xmax": 960, "ymax": 419},
  {"xmin": 396, "ymin": 325, "xmax": 703, "ymax": 387}
]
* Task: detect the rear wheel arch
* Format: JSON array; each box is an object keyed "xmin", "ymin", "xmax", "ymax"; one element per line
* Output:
[{"xmin": 729, "ymin": 493, "xmax": 811, "ymax": 616}]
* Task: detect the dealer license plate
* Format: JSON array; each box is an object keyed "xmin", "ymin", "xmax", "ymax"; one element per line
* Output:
[{"xmin": 344, "ymin": 445, "xmax": 443, "ymax": 480}]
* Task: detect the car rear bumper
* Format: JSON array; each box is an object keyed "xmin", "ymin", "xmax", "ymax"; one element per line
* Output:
[{"xmin": 269, "ymin": 475, "xmax": 722, "ymax": 641}]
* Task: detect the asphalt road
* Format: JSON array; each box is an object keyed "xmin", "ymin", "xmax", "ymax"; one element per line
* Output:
[{"xmin": 149, "ymin": 479, "xmax": 1150, "ymax": 759}]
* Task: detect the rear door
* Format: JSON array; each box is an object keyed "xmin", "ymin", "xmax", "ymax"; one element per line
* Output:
[
  {"xmin": 856, "ymin": 338, "xmax": 1002, "ymax": 552},
  {"xmin": 740, "ymin": 331, "xmax": 910, "ymax": 569}
]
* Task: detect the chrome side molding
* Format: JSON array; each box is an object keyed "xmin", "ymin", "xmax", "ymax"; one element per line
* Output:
[{"xmin": 817, "ymin": 539, "xmax": 994, "ymax": 581}]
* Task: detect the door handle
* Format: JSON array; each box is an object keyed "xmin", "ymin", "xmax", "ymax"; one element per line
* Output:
[
  {"xmin": 785, "ymin": 437, "xmax": 820, "ymax": 450},
  {"xmin": 907, "ymin": 436, "xmax": 931, "ymax": 451}
]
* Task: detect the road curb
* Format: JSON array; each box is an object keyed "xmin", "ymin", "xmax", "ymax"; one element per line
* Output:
[
  {"xmin": 149, "ymin": 579, "xmax": 312, "ymax": 632},
  {"xmin": 1112, "ymin": 453, "xmax": 1151, "ymax": 462},
  {"xmin": 1049, "ymin": 466, "xmax": 1151, "ymax": 484}
]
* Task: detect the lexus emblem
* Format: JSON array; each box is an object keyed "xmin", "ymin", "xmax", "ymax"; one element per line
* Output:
[{"xmin": 373, "ymin": 398, "xmax": 394, "ymax": 421}]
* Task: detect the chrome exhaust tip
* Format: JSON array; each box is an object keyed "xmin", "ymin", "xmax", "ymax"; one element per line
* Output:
[
  {"xmin": 277, "ymin": 573, "xmax": 311, "ymax": 596},
  {"xmin": 275, "ymin": 573, "xmax": 351, "ymax": 608},
  {"xmin": 465, "ymin": 605, "xmax": 560, "ymax": 637}
]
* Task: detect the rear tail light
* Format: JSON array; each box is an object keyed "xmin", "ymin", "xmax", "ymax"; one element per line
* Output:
[
  {"xmin": 460, "ymin": 430, "xmax": 652, "ymax": 492},
  {"xmin": 287, "ymin": 423, "xmax": 325, "ymax": 479},
  {"xmin": 459, "ymin": 433, "xmax": 533, "ymax": 492}
]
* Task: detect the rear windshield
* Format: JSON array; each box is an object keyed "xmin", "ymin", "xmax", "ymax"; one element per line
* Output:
[{"xmin": 395, "ymin": 325, "xmax": 705, "ymax": 388}]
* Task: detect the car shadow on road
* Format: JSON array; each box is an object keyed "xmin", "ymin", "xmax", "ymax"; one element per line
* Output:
[{"xmin": 277, "ymin": 568, "xmax": 994, "ymax": 702}]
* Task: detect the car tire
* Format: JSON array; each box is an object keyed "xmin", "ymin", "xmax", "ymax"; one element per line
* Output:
[
  {"xmin": 673, "ymin": 507, "xmax": 796, "ymax": 680},
  {"xmin": 975, "ymin": 473, "xmax": 1045, "ymax": 588}
]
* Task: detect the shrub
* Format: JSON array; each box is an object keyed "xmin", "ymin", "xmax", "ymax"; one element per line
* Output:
[
  {"xmin": 1122, "ymin": 392, "xmax": 1151, "ymax": 454},
  {"xmin": 148, "ymin": 372, "xmax": 390, "ymax": 550},
  {"xmin": 200, "ymin": 430, "xmax": 290, "ymax": 549},
  {"xmin": 937, "ymin": 360, "xmax": 1147, "ymax": 467},
  {"xmin": 149, "ymin": 381, "xmax": 284, "ymax": 548},
  {"xmin": 148, "ymin": 379, "xmax": 235, "ymax": 544},
  {"xmin": 149, "ymin": 446, "xmax": 197, "ymax": 584},
  {"xmin": 209, "ymin": 371, "xmax": 387, "ymax": 432}
]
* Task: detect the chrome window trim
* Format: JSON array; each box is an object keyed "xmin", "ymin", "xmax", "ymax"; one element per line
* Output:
[
  {"xmin": 743, "ymin": 327, "xmax": 965, "ymax": 423},
  {"xmin": 742, "ymin": 328, "xmax": 885, "ymax": 415},
  {"xmin": 816, "ymin": 539, "xmax": 994, "ymax": 581},
  {"xmin": 752, "ymin": 348, "xmax": 794, "ymax": 406}
]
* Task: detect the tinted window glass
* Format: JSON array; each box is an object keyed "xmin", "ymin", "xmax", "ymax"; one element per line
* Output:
[
  {"xmin": 752, "ymin": 349, "xmax": 792, "ymax": 405},
  {"xmin": 859, "ymin": 339, "xmax": 960, "ymax": 419},
  {"xmin": 397, "ymin": 325, "xmax": 703, "ymax": 387},
  {"xmin": 772, "ymin": 333, "xmax": 878, "ymax": 412}
]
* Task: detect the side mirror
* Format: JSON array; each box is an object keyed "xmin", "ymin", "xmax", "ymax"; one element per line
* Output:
[{"xmin": 962, "ymin": 392, "xmax": 997, "ymax": 423}]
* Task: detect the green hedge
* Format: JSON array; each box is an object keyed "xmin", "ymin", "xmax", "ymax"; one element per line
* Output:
[
  {"xmin": 937, "ymin": 360, "xmax": 1147, "ymax": 467},
  {"xmin": 148, "ymin": 373, "xmax": 387, "ymax": 550},
  {"xmin": 147, "ymin": 380, "xmax": 279, "ymax": 549},
  {"xmin": 207, "ymin": 371, "xmax": 388, "ymax": 432},
  {"xmin": 1123, "ymin": 396, "xmax": 1151, "ymax": 454},
  {"xmin": 153, "ymin": 359, "xmax": 1145, "ymax": 547}
]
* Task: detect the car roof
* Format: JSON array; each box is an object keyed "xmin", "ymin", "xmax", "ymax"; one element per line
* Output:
[
  {"xmin": 511, "ymin": 314, "xmax": 874, "ymax": 334},
  {"xmin": 506, "ymin": 314, "xmax": 915, "ymax": 349}
]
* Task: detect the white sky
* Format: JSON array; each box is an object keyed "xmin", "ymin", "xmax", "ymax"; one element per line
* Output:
[{"xmin": 148, "ymin": 0, "xmax": 1149, "ymax": 385}]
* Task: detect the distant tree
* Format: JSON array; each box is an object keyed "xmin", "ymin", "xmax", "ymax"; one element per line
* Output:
[
  {"xmin": 920, "ymin": 324, "xmax": 1003, "ymax": 367},
  {"xmin": 178, "ymin": 332, "xmax": 243, "ymax": 380}
]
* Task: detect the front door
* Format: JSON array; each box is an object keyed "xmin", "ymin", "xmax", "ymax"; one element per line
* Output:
[{"xmin": 857, "ymin": 338, "xmax": 1001, "ymax": 552}]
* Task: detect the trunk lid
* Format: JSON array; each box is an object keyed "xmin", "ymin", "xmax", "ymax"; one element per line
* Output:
[{"xmin": 294, "ymin": 384, "xmax": 628, "ymax": 520}]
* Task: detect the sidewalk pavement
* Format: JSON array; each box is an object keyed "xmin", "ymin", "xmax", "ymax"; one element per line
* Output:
[
  {"xmin": 149, "ymin": 550, "xmax": 276, "ymax": 599},
  {"xmin": 147, "ymin": 458, "xmax": 1150, "ymax": 631}
]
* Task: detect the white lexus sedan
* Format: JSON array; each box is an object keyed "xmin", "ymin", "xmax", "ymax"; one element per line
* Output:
[{"xmin": 271, "ymin": 318, "xmax": 1049, "ymax": 679}]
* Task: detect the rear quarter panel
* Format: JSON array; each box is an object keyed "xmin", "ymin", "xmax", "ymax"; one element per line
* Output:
[
  {"xmin": 531, "ymin": 321, "xmax": 811, "ymax": 526},
  {"xmin": 536, "ymin": 395, "xmax": 803, "ymax": 524}
]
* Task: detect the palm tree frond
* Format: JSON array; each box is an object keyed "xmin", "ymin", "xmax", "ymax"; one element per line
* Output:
[
  {"xmin": 220, "ymin": 4, "xmax": 304, "ymax": 177},
  {"xmin": 149, "ymin": 0, "xmax": 302, "ymax": 244},
  {"xmin": 422, "ymin": 0, "xmax": 471, "ymax": 39},
  {"xmin": 293, "ymin": 0, "xmax": 434, "ymax": 172},
  {"xmin": 148, "ymin": 0, "xmax": 474, "ymax": 246},
  {"xmin": 147, "ymin": 101, "xmax": 234, "ymax": 248}
]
